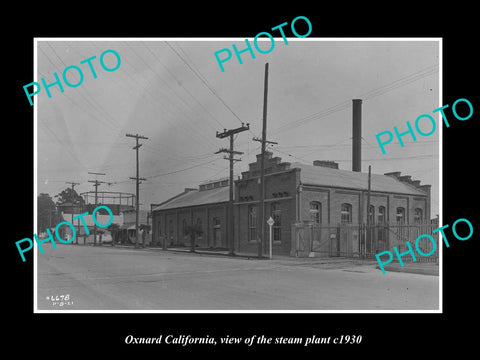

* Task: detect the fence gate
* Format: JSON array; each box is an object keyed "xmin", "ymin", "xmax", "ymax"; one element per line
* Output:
[
  {"xmin": 292, "ymin": 221, "xmax": 439, "ymax": 262},
  {"xmin": 292, "ymin": 223, "xmax": 310, "ymax": 257},
  {"xmin": 311, "ymin": 225, "xmax": 335, "ymax": 256}
]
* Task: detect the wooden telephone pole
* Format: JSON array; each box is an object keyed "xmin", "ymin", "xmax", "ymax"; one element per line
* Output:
[
  {"xmin": 256, "ymin": 63, "xmax": 271, "ymax": 257},
  {"xmin": 365, "ymin": 165, "xmax": 372, "ymax": 257},
  {"xmin": 126, "ymin": 133, "xmax": 148, "ymax": 248},
  {"xmin": 66, "ymin": 181, "xmax": 80, "ymax": 191},
  {"xmin": 216, "ymin": 123, "xmax": 250, "ymax": 256},
  {"xmin": 88, "ymin": 172, "xmax": 106, "ymax": 246}
]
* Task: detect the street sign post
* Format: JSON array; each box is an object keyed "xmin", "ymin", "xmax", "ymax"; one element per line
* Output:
[{"xmin": 267, "ymin": 216, "xmax": 275, "ymax": 260}]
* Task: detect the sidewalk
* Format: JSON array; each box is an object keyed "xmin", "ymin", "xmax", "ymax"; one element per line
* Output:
[
  {"xmin": 378, "ymin": 262, "xmax": 439, "ymax": 276},
  {"xmin": 99, "ymin": 243, "xmax": 439, "ymax": 276}
]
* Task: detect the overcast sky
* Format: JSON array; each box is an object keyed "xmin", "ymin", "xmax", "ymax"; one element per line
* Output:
[{"xmin": 36, "ymin": 38, "xmax": 440, "ymax": 216}]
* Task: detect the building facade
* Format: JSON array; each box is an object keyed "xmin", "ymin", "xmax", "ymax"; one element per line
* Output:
[
  {"xmin": 151, "ymin": 152, "xmax": 431, "ymax": 256},
  {"xmin": 151, "ymin": 182, "xmax": 231, "ymax": 249}
]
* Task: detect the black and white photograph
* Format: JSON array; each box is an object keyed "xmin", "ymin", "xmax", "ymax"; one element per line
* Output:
[{"xmin": 34, "ymin": 38, "xmax": 441, "ymax": 311}]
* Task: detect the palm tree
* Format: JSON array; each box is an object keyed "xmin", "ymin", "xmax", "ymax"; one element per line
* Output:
[
  {"xmin": 185, "ymin": 223, "xmax": 203, "ymax": 252},
  {"xmin": 139, "ymin": 224, "xmax": 151, "ymax": 248}
]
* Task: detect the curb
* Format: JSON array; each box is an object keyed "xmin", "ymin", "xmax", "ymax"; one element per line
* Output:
[
  {"xmin": 377, "ymin": 264, "xmax": 439, "ymax": 276},
  {"xmin": 109, "ymin": 245, "xmax": 268, "ymax": 259}
]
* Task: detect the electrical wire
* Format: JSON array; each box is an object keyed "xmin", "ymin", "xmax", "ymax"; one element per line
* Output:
[{"xmin": 271, "ymin": 64, "xmax": 439, "ymax": 135}]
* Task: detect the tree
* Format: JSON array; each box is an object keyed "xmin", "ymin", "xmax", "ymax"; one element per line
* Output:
[
  {"xmin": 185, "ymin": 223, "xmax": 203, "ymax": 252},
  {"xmin": 54, "ymin": 187, "xmax": 84, "ymax": 206},
  {"xmin": 37, "ymin": 193, "xmax": 58, "ymax": 233},
  {"xmin": 108, "ymin": 223, "xmax": 121, "ymax": 247},
  {"xmin": 139, "ymin": 224, "xmax": 151, "ymax": 248}
]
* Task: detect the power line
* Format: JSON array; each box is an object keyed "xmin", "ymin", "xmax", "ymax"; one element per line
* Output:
[
  {"xmin": 165, "ymin": 41, "xmax": 246, "ymax": 127},
  {"xmin": 141, "ymin": 42, "xmax": 226, "ymax": 129},
  {"xmin": 325, "ymin": 154, "xmax": 438, "ymax": 162},
  {"xmin": 278, "ymin": 139, "xmax": 439, "ymax": 150},
  {"xmin": 88, "ymin": 42, "xmax": 197, "ymax": 145},
  {"xmin": 45, "ymin": 42, "xmax": 67, "ymax": 68},
  {"xmin": 362, "ymin": 64, "xmax": 438, "ymax": 101},
  {"xmin": 144, "ymin": 157, "xmax": 219, "ymax": 179},
  {"xmin": 40, "ymin": 43, "xmax": 125, "ymax": 133},
  {"xmin": 271, "ymin": 64, "xmax": 439, "ymax": 135},
  {"xmin": 122, "ymin": 42, "xmax": 218, "ymax": 149}
]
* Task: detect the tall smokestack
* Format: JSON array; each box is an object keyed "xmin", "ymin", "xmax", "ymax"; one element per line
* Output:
[{"xmin": 352, "ymin": 99, "xmax": 362, "ymax": 172}]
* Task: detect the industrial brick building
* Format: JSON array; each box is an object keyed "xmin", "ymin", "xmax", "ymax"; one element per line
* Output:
[
  {"xmin": 151, "ymin": 99, "xmax": 432, "ymax": 257},
  {"xmin": 151, "ymin": 151, "xmax": 431, "ymax": 256}
]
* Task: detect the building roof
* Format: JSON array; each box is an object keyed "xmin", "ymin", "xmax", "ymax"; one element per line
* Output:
[
  {"xmin": 199, "ymin": 176, "xmax": 230, "ymax": 185},
  {"xmin": 291, "ymin": 162, "xmax": 426, "ymax": 196},
  {"xmin": 121, "ymin": 209, "xmax": 149, "ymax": 225},
  {"xmin": 56, "ymin": 202, "xmax": 81, "ymax": 207},
  {"xmin": 152, "ymin": 186, "xmax": 230, "ymax": 211},
  {"xmin": 152, "ymin": 162, "xmax": 427, "ymax": 212}
]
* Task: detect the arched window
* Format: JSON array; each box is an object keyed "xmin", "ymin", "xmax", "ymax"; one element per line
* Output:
[
  {"xmin": 341, "ymin": 203, "xmax": 352, "ymax": 224},
  {"xmin": 309, "ymin": 202, "xmax": 322, "ymax": 226},
  {"xmin": 396, "ymin": 207, "xmax": 406, "ymax": 224},
  {"xmin": 378, "ymin": 206, "xmax": 386, "ymax": 224},
  {"xmin": 248, "ymin": 205, "xmax": 257, "ymax": 241},
  {"xmin": 414, "ymin": 208, "xmax": 423, "ymax": 223},
  {"xmin": 368, "ymin": 205, "xmax": 375, "ymax": 224},
  {"xmin": 271, "ymin": 203, "xmax": 282, "ymax": 242}
]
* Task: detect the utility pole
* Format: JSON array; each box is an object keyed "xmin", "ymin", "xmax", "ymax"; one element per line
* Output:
[
  {"xmin": 126, "ymin": 133, "xmax": 148, "ymax": 249},
  {"xmin": 252, "ymin": 134, "xmax": 278, "ymax": 256},
  {"xmin": 365, "ymin": 165, "xmax": 372, "ymax": 257},
  {"xmin": 88, "ymin": 172, "xmax": 106, "ymax": 246},
  {"xmin": 216, "ymin": 123, "xmax": 250, "ymax": 256},
  {"xmin": 66, "ymin": 181, "xmax": 80, "ymax": 191},
  {"xmin": 255, "ymin": 63, "xmax": 272, "ymax": 257},
  {"xmin": 65, "ymin": 182, "xmax": 80, "ymax": 244}
]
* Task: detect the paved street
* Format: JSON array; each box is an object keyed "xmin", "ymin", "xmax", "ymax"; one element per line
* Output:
[{"xmin": 36, "ymin": 243, "xmax": 439, "ymax": 311}]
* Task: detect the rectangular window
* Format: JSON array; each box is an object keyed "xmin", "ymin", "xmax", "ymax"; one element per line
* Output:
[
  {"xmin": 378, "ymin": 206, "xmax": 386, "ymax": 224},
  {"xmin": 368, "ymin": 205, "xmax": 375, "ymax": 224},
  {"xmin": 396, "ymin": 207, "xmax": 405, "ymax": 224},
  {"xmin": 310, "ymin": 202, "xmax": 321, "ymax": 226},
  {"xmin": 341, "ymin": 203, "xmax": 352, "ymax": 224},
  {"xmin": 414, "ymin": 208, "xmax": 423, "ymax": 223},
  {"xmin": 271, "ymin": 203, "xmax": 281, "ymax": 242}
]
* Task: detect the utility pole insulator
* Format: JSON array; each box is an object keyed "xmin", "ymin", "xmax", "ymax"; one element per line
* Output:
[
  {"xmin": 216, "ymin": 124, "xmax": 250, "ymax": 139},
  {"xmin": 253, "ymin": 137, "xmax": 278, "ymax": 145}
]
